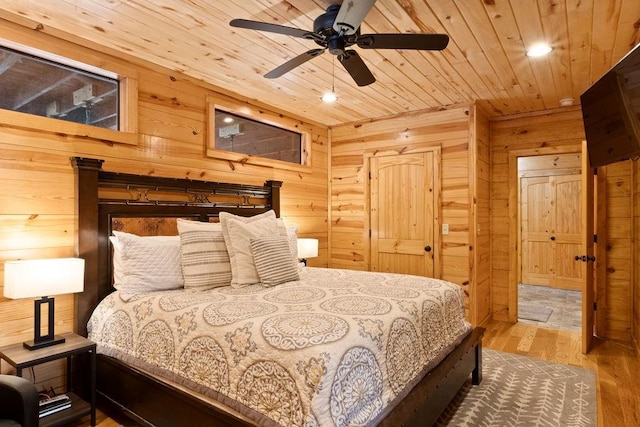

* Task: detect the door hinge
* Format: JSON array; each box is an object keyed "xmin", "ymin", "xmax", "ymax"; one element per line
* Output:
[
  {"xmin": 593, "ymin": 302, "xmax": 597, "ymax": 311},
  {"xmin": 593, "ymin": 234, "xmax": 597, "ymax": 243},
  {"xmin": 369, "ymin": 229, "xmax": 371, "ymax": 238},
  {"xmin": 368, "ymin": 172, "xmax": 372, "ymax": 179}
]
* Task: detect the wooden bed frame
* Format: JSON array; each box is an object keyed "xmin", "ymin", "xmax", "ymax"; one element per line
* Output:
[{"xmin": 72, "ymin": 157, "xmax": 484, "ymax": 427}]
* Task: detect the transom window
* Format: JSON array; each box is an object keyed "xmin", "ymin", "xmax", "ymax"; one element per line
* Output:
[
  {"xmin": 214, "ymin": 109, "xmax": 304, "ymax": 164},
  {"xmin": 0, "ymin": 45, "xmax": 119, "ymax": 130}
]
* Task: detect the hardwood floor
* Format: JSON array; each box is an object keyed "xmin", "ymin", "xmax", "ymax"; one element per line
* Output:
[{"xmin": 71, "ymin": 319, "xmax": 640, "ymax": 427}]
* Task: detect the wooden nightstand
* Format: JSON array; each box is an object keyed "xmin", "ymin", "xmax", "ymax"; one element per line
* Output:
[{"xmin": 0, "ymin": 332, "xmax": 96, "ymax": 427}]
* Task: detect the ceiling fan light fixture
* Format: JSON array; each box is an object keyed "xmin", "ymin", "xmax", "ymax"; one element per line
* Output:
[
  {"xmin": 321, "ymin": 91, "xmax": 338, "ymax": 103},
  {"xmin": 230, "ymin": 0, "xmax": 449, "ymax": 87},
  {"xmin": 526, "ymin": 43, "xmax": 553, "ymax": 57}
]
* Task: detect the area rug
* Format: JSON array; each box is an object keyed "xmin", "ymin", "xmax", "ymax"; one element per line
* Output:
[
  {"xmin": 519, "ymin": 303, "xmax": 554, "ymax": 322},
  {"xmin": 435, "ymin": 349, "xmax": 596, "ymax": 426}
]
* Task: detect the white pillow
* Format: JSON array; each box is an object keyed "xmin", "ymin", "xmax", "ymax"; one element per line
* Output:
[
  {"xmin": 109, "ymin": 235, "xmax": 124, "ymax": 286},
  {"xmin": 250, "ymin": 235, "xmax": 299, "ymax": 286},
  {"xmin": 219, "ymin": 210, "xmax": 281, "ymax": 287},
  {"xmin": 110, "ymin": 231, "xmax": 184, "ymax": 297},
  {"xmin": 176, "ymin": 219, "xmax": 231, "ymax": 291},
  {"xmin": 277, "ymin": 219, "xmax": 299, "ymax": 263}
]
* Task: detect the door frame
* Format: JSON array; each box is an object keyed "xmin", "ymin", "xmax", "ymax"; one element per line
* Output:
[
  {"xmin": 364, "ymin": 147, "xmax": 442, "ymax": 277},
  {"xmin": 508, "ymin": 147, "xmax": 597, "ymax": 350}
]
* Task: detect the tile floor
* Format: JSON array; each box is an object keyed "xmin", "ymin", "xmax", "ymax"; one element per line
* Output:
[{"xmin": 518, "ymin": 283, "xmax": 582, "ymax": 333}]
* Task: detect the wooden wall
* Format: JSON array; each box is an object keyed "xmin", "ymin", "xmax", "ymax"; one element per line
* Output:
[
  {"xmin": 471, "ymin": 106, "xmax": 492, "ymax": 325},
  {"xmin": 0, "ymin": 20, "xmax": 329, "ymax": 389},
  {"xmin": 490, "ymin": 107, "xmax": 634, "ymax": 342},
  {"xmin": 330, "ymin": 104, "xmax": 491, "ymax": 322},
  {"xmin": 599, "ymin": 161, "xmax": 634, "ymax": 342}
]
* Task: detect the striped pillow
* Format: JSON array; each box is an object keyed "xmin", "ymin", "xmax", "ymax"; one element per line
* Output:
[
  {"xmin": 250, "ymin": 235, "xmax": 300, "ymax": 287},
  {"xmin": 220, "ymin": 210, "xmax": 281, "ymax": 287},
  {"xmin": 176, "ymin": 219, "xmax": 231, "ymax": 290}
]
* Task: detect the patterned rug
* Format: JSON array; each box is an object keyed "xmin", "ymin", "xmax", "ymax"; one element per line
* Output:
[{"xmin": 435, "ymin": 349, "xmax": 596, "ymax": 426}]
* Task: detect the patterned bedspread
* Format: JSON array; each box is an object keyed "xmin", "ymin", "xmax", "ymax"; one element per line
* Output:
[{"xmin": 88, "ymin": 267, "xmax": 472, "ymax": 427}]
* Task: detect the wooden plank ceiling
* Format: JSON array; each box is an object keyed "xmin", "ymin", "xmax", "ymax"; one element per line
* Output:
[{"xmin": 0, "ymin": 0, "xmax": 638, "ymax": 126}]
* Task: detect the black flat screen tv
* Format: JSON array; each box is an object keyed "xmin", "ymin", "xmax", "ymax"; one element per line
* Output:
[{"xmin": 581, "ymin": 43, "xmax": 640, "ymax": 167}]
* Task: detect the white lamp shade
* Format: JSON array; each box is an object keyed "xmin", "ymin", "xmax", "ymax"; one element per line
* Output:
[
  {"xmin": 296, "ymin": 238, "xmax": 318, "ymax": 259},
  {"xmin": 3, "ymin": 258, "xmax": 85, "ymax": 299}
]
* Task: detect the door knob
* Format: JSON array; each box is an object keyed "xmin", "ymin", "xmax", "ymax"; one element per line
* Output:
[
  {"xmin": 424, "ymin": 246, "xmax": 432, "ymax": 252},
  {"xmin": 550, "ymin": 236, "xmax": 556, "ymax": 241}
]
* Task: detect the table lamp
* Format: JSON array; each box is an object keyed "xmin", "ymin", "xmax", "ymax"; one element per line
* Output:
[
  {"xmin": 296, "ymin": 238, "xmax": 318, "ymax": 266},
  {"xmin": 3, "ymin": 258, "xmax": 85, "ymax": 350}
]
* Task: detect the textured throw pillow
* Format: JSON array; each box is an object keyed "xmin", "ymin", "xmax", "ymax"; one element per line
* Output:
[
  {"xmin": 110, "ymin": 231, "xmax": 184, "ymax": 297},
  {"xmin": 220, "ymin": 210, "xmax": 280, "ymax": 287},
  {"xmin": 176, "ymin": 219, "xmax": 231, "ymax": 290},
  {"xmin": 250, "ymin": 235, "xmax": 300, "ymax": 286}
]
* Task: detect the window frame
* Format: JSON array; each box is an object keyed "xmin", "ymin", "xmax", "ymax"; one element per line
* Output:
[
  {"xmin": 206, "ymin": 96, "xmax": 312, "ymax": 172},
  {"xmin": 0, "ymin": 37, "xmax": 138, "ymax": 146}
]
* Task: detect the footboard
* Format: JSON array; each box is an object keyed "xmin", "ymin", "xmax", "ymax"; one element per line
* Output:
[
  {"xmin": 378, "ymin": 326, "xmax": 484, "ymax": 427},
  {"xmin": 96, "ymin": 327, "xmax": 484, "ymax": 427}
]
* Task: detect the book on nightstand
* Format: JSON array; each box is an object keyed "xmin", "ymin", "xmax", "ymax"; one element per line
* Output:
[{"xmin": 39, "ymin": 394, "xmax": 71, "ymax": 418}]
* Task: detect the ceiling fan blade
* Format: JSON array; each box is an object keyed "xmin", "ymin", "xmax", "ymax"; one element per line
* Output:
[
  {"xmin": 357, "ymin": 33, "xmax": 450, "ymax": 50},
  {"xmin": 338, "ymin": 50, "xmax": 375, "ymax": 86},
  {"xmin": 265, "ymin": 49, "xmax": 326, "ymax": 79},
  {"xmin": 333, "ymin": 0, "xmax": 376, "ymax": 35},
  {"xmin": 230, "ymin": 19, "xmax": 316, "ymax": 40}
]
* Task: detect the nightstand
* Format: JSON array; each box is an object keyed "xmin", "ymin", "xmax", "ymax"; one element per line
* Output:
[{"xmin": 0, "ymin": 332, "xmax": 96, "ymax": 427}]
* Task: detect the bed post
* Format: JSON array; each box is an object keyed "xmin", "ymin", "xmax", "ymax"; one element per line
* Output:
[
  {"xmin": 472, "ymin": 338, "xmax": 483, "ymax": 385},
  {"xmin": 265, "ymin": 180, "xmax": 282, "ymax": 217},
  {"xmin": 72, "ymin": 157, "xmax": 103, "ymax": 337}
]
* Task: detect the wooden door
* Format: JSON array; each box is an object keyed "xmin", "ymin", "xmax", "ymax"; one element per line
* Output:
[
  {"xmin": 551, "ymin": 174, "xmax": 583, "ymax": 290},
  {"xmin": 582, "ymin": 141, "xmax": 595, "ymax": 353},
  {"xmin": 370, "ymin": 152, "xmax": 435, "ymax": 276},
  {"xmin": 520, "ymin": 174, "xmax": 582, "ymax": 290},
  {"xmin": 521, "ymin": 177, "xmax": 552, "ymax": 285}
]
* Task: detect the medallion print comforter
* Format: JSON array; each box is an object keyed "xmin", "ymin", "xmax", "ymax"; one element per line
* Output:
[{"xmin": 88, "ymin": 267, "xmax": 472, "ymax": 427}]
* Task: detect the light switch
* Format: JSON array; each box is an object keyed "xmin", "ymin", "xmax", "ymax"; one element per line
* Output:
[{"xmin": 442, "ymin": 224, "xmax": 449, "ymax": 235}]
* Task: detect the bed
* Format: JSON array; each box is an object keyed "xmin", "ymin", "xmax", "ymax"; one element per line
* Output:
[{"xmin": 72, "ymin": 157, "xmax": 484, "ymax": 427}]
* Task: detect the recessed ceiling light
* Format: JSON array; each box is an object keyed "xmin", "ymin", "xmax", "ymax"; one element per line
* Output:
[
  {"xmin": 321, "ymin": 91, "xmax": 338, "ymax": 103},
  {"xmin": 526, "ymin": 43, "xmax": 553, "ymax": 57},
  {"xmin": 559, "ymin": 98, "xmax": 575, "ymax": 107},
  {"xmin": 223, "ymin": 117, "xmax": 234, "ymax": 123}
]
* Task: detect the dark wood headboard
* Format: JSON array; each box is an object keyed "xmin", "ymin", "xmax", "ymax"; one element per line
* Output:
[{"xmin": 72, "ymin": 157, "xmax": 282, "ymax": 337}]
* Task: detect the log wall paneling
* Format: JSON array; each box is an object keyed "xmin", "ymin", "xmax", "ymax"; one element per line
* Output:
[
  {"xmin": 471, "ymin": 105, "xmax": 492, "ymax": 326},
  {"xmin": 602, "ymin": 161, "xmax": 633, "ymax": 342},
  {"xmin": 0, "ymin": 24, "xmax": 329, "ymax": 393},
  {"xmin": 489, "ymin": 107, "xmax": 634, "ymax": 343}
]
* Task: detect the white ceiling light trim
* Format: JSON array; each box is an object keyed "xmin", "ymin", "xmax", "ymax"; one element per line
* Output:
[{"xmin": 526, "ymin": 43, "xmax": 553, "ymax": 57}]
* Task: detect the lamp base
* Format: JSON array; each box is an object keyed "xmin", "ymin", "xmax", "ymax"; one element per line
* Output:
[{"xmin": 23, "ymin": 335, "xmax": 66, "ymax": 351}]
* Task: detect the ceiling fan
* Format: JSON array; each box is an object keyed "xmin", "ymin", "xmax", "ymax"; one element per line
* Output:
[{"xmin": 230, "ymin": 0, "xmax": 449, "ymax": 87}]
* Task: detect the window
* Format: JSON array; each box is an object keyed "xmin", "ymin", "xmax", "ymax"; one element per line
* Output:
[
  {"xmin": 0, "ymin": 46, "xmax": 119, "ymax": 130},
  {"xmin": 215, "ymin": 109, "xmax": 303, "ymax": 164},
  {"xmin": 207, "ymin": 100, "xmax": 311, "ymax": 171}
]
